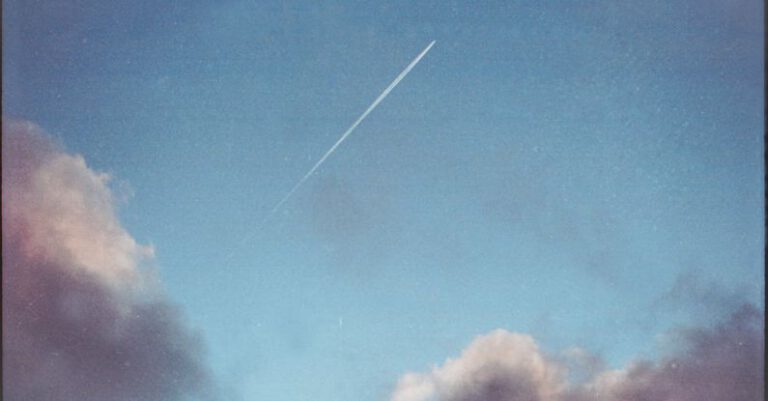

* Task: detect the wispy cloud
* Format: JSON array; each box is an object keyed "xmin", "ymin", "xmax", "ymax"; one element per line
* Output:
[
  {"xmin": 306, "ymin": 175, "xmax": 403, "ymax": 275},
  {"xmin": 2, "ymin": 119, "xmax": 217, "ymax": 401}
]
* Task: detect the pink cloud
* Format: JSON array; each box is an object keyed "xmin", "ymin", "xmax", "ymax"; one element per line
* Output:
[
  {"xmin": 390, "ymin": 305, "xmax": 763, "ymax": 401},
  {"xmin": 2, "ymin": 119, "xmax": 216, "ymax": 401}
]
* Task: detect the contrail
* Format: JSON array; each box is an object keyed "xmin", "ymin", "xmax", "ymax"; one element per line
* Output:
[
  {"xmin": 265, "ymin": 40, "xmax": 436, "ymax": 220},
  {"xmin": 222, "ymin": 41, "xmax": 435, "ymax": 265}
]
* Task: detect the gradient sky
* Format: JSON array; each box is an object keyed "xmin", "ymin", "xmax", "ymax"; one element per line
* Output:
[{"xmin": 3, "ymin": 1, "xmax": 764, "ymax": 400}]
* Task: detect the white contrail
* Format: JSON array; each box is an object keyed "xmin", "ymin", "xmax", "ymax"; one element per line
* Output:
[
  {"xmin": 222, "ymin": 41, "xmax": 435, "ymax": 265},
  {"xmin": 265, "ymin": 40, "xmax": 436, "ymax": 220}
]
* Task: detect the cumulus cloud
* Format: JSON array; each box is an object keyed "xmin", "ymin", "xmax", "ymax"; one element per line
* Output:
[
  {"xmin": 581, "ymin": 304, "xmax": 764, "ymax": 401},
  {"xmin": 2, "ymin": 119, "xmax": 216, "ymax": 401},
  {"xmin": 391, "ymin": 330, "xmax": 566, "ymax": 401},
  {"xmin": 390, "ymin": 305, "xmax": 764, "ymax": 401}
]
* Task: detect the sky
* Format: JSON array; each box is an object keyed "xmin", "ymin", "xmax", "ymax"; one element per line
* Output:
[{"xmin": 2, "ymin": 1, "xmax": 764, "ymax": 401}]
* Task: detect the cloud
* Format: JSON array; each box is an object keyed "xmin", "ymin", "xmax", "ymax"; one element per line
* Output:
[
  {"xmin": 391, "ymin": 330, "xmax": 566, "ymax": 401},
  {"xmin": 652, "ymin": 270, "xmax": 755, "ymax": 320},
  {"xmin": 582, "ymin": 304, "xmax": 764, "ymax": 401},
  {"xmin": 479, "ymin": 145, "xmax": 629, "ymax": 285},
  {"xmin": 2, "ymin": 119, "xmax": 217, "ymax": 401},
  {"xmin": 306, "ymin": 175, "xmax": 403, "ymax": 276},
  {"xmin": 390, "ymin": 305, "xmax": 764, "ymax": 401}
]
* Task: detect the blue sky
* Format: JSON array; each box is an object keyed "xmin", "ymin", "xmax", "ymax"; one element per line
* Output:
[{"xmin": 3, "ymin": 1, "xmax": 763, "ymax": 400}]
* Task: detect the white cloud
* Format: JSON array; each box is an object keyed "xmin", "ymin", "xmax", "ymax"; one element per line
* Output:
[
  {"xmin": 3, "ymin": 119, "xmax": 154, "ymax": 294},
  {"xmin": 390, "ymin": 306, "xmax": 764, "ymax": 401},
  {"xmin": 2, "ymin": 118, "xmax": 216, "ymax": 401},
  {"xmin": 391, "ymin": 330, "xmax": 566, "ymax": 401}
]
